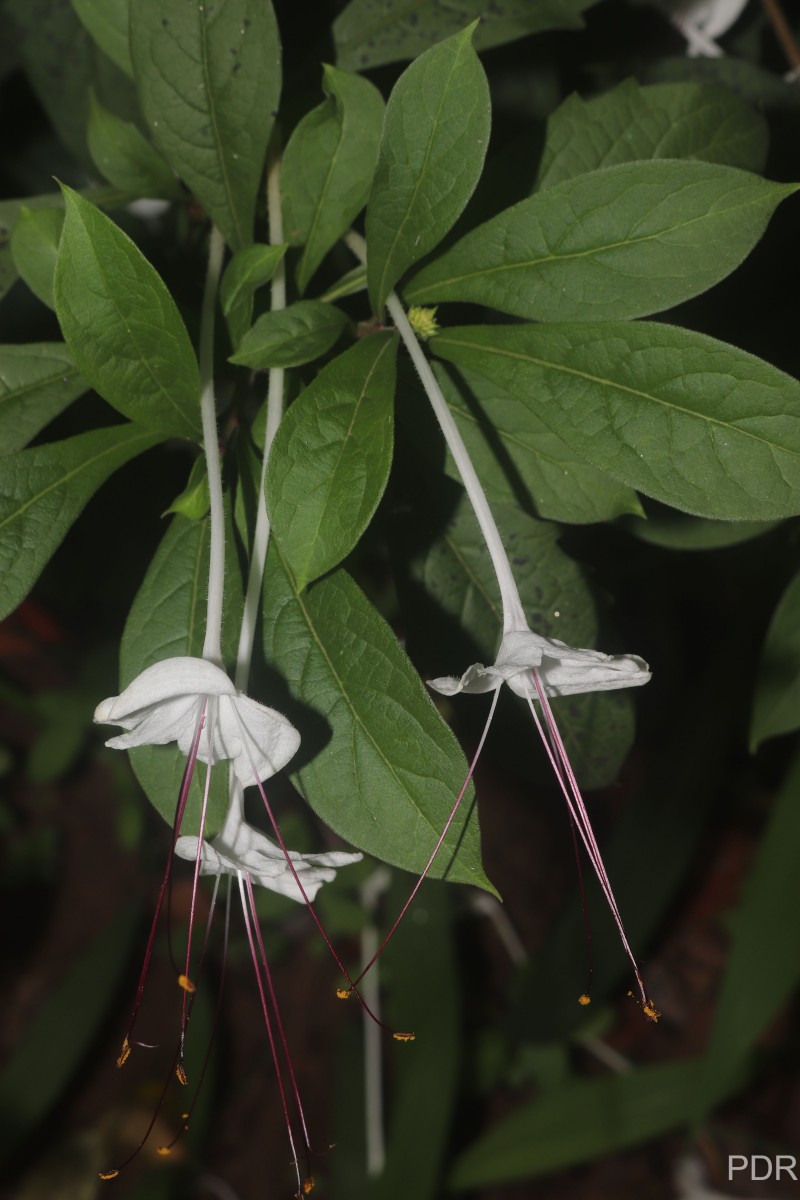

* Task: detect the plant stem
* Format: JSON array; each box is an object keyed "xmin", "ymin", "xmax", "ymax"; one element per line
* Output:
[
  {"xmin": 200, "ymin": 225, "xmax": 227, "ymax": 666},
  {"xmin": 234, "ymin": 143, "xmax": 286, "ymax": 693},
  {"xmin": 344, "ymin": 230, "xmax": 526, "ymax": 633}
]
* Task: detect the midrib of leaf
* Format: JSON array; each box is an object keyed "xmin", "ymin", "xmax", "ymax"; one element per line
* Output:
[
  {"xmin": 277, "ymin": 542, "xmax": 453, "ymax": 838},
  {"xmin": 406, "ymin": 188, "xmax": 782, "ymax": 295},
  {"xmin": 84, "ymin": 231, "xmax": 198, "ymax": 435},
  {"xmin": 197, "ymin": 8, "xmax": 243, "ymax": 249},
  {"xmin": 337, "ymin": 0, "xmax": 432, "ymax": 54},
  {"xmin": 375, "ymin": 38, "xmax": 466, "ymax": 306},
  {"xmin": 0, "ymin": 428, "xmax": 156, "ymax": 533},
  {"xmin": 0, "ymin": 360, "xmax": 80, "ymax": 405},
  {"xmin": 442, "ymin": 527, "xmax": 501, "ymax": 627},
  {"xmin": 300, "ymin": 336, "xmax": 393, "ymax": 581},
  {"xmin": 437, "ymin": 334, "xmax": 800, "ymax": 463},
  {"xmin": 299, "ymin": 103, "xmax": 345, "ymax": 283}
]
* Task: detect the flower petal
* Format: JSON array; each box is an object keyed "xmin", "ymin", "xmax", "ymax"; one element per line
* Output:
[
  {"xmin": 95, "ymin": 657, "xmax": 235, "ymax": 726},
  {"xmin": 216, "ymin": 694, "xmax": 301, "ymax": 784}
]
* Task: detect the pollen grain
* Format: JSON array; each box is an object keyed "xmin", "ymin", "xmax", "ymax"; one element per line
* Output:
[
  {"xmin": 578, "ymin": 993, "xmax": 591, "ymax": 1006},
  {"xmin": 336, "ymin": 988, "xmax": 350, "ymax": 1000},
  {"xmin": 177, "ymin": 974, "xmax": 196, "ymax": 994}
]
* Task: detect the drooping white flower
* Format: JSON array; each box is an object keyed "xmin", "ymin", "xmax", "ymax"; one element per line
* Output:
[
  {"xmin": 175, "ymin": 822, "xmax": 362, "ymax": 903},
  {"xmin": 94, "ymin": 655, "xmax": 300, "ymax": 784},
  {"xmin": 428, "ymin": 626, "xmax": 651, "ymax": 700}
]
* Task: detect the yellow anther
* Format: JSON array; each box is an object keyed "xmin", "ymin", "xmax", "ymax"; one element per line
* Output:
[
  {"xmin": 156, "ymin": 1146, "xmax": 171, "ymax": 1157},
  {"xmin": 181, "ymin": 1112, "xmax": 190, "ymax": 1120},
  {"xmin": 116, "ymin": 1038, "xmax": 131, "ymax": 1068},
  {"xmin": 303, "ymin": 1179, "xmax": 314, "ymax": 1195},
  {"xmin": 99, "ymin": 1170, "xmax": 120, "ymax": 1181},
  {"xmin": 176, "ymin": 1063, "xmax": 188, "ymax": 1086},
  {"xmin": 578, "ymin": 994, "xmax": 591, "ymax": 1007},
  {"xmin": 392, "ymin": 1032, "xmax": 415, "ymax": 1043},
  {"xmin": 407, "ymin": 305, "xmax": 439, "ymax": 340},
  {"xmin": 178, "ymin": 974, "xmax": 196, "ymax": 994},
  {"xmin": 336, "ymin": 988, "xmax": 350, "ymax": 1000},
  {"xmin": 643, "ymin": 1001, "xmax": 660, "ymax": 1023}
]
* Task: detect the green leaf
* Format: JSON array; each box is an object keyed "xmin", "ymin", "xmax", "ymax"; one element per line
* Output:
[
  {"xmin": 267, "ymin": 333, "xmax": 397, "ymax": 591},
  {"xmin": 624, "ymin": 510, "xmax": 781, "ymax": 552},
  {"xmin": 283, "ymin": 64, "xmax": 384, "ymax": 294},
  {"xmin": 695, "ymin": 749, "xmax": 800, "ymax": 1116},
  {"xmin": 230, "ymin": 300, "xmax": 348, "ymax": 369},
  {"xmin": 317, "ymin": 263, "xmax": 367, "ymax": 303},
  {"xmin": 54, "ymin": 187, "xmax": 202, "ymax": 440},
  {"xmin": 120, "ymin": 511, "xmax": 243, "ymax": 835},
  {"xmin": 8, "ymin": 0, "xmax": 140, "ymax": 167},
  {"xmin": 334, "ymin": 0, "xmax": 597, "ymax": 71},
  {"xmin": 429, "ymin": 359, "xmax": 642, "ymax": 524},
  {"xmin": 365, "ymin": 23, "xmax": 490, "ymax": 313},
  {"xmin": 130, "ymin": 0, "xmax": 281, "ymax": 250},
  {"xmin": 644, "ymin": 54, "xmax": 800, "ymax": 113},
  {"xmin": 220, "ymin": 243, "xmax": 286, "ymax": 349},
  {"xmin": 433, "ymin": 322, "xmax": 800, "ymax": 521},
  {"xmin": 10, "ymin": 208, "xmax": 64, "ymax": 309},
  {"xmin": 751, "ymin": 572, "xmax": 800, "ymax": 749},
  {"xmin": 263, "ymin": 551, "xmax": 494, "ymax": 890},
  {"xmin": 0, "ymin": 904, "xmax": 140, "ymax": 1164},
  {"xmin": 537, "ymin": 80, "xmax": 768, "ymax": 190},
  {"xmin": 87, "ymin": 91, "xmax": 183, "ymax": 199},
  {"xmin": 163, "ymin": 456, "xmax": 210, "ymax": 521},
  {"xmin": 0, "ymin": 424, "xmax": 162, "ymax": 622},
  {"xmin": 449, "ymin": 1060, "xmax": 699, "ymax": 1188},
  {"xmin": 0, "ymin": 343, "xmax": 87, "ymax": 455},
  {"xmin": 72, "ymin": 0, "xmax": 132, "ymax": 77},
  {"xmin": 406, "ymin": 161, "xmax": 797, "ymax": 321}
]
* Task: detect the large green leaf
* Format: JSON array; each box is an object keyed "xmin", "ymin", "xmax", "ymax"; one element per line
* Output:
[
  {"xmin": 430, "ymin": 359, "xmax": 641, "ymax": 524},
  {"xmin": 536, "ymin": 79, "xmax": 768, "ymax": 190},
  {"xmin": 751, "ymin": 571, "xmax": 800, "ymax": 750},
  {"xmin": 433, "ymin": 323, "xmax": 800, "ymax": 521},
  {"xmin": 365, "ymin": 23, "xmax": 490, "ymax": 313},
  {"xmin": 120, "ymin": 512, "xmax": 243, "ymax": 835},
  {"xmin": 262, "ymin": 550, "xmax": 494, "ymax": 891},
  {"xmin": 230, "ymin": 300, "xmax": 348, "ymax": 370},
  {"xmin": 10, "ymin": 208, "xmax": 64, "ymax": 309},
  {"xmin": 130, "ymin": 0, "xmax": 280, "ymax": 250},
  {"xmin": 406, "ymin": 161, "xmax": 797, "ymax": 321},
  {"xmin": 87, "ymin": 91, "xmax": 183, "ymax": 199},
  {"xmin": 0, "ymin": 343, "xmax": 87, "ymax": 455},
  {"xmin": 449, "ymin": 1060, "xmax": 700, "ymax": 1189},
  {"xmin": 0, "ymin": 424, "xmax": 162, "ymax": 621},
  {"xmin": 54, "ymin": 187, "xmax": 202, "ymax": 440},
  {"xmin": 334, "ymin": 0, "xmax": 597, "ymax": 70},
  {"xmin": 695, "ymin": 749, "xmax": 800, "ymax": 1117},
  {"xmin": 267, "ymin": 332, "xmax": 397, "ymax": 592},
  {"xmin": 72, "ymin": 0, "xmax": 132, "ymax": 78},
  {"xmin": 283, "ymin": 65, "xmax": 384, "ymax": 295}
]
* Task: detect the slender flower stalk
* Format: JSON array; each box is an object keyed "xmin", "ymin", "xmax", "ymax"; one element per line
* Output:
[{"xmin": 344, "ymin": 230, "xmax": 657, "ymax": 1018}]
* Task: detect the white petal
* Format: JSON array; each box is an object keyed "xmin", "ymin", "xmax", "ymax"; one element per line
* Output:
[
  {"xmin": 215, "ymin": 694, "xmax": 301, "ymax": 784},
  {"xmin": 95, "ymin": 657, "xmax": 235, "ymax": 726},
  {"xmin": 175, "ymin": 824, "xmax": 362, "ymax": 903}
]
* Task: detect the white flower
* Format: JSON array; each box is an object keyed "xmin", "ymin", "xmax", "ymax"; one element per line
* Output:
[
  {"xmin": 175, "ymin": 822, "xmax": 362, "ymax": 903},
  {"xmin": 94, "ymin": 656, "xmax": 300, "ymax": 784},
  {"xmin": 428, "ymin": 626, "xmax": 651, "ymax": 700}
]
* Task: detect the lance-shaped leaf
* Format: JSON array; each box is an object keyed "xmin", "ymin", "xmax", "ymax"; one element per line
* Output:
[
  {"xmin": 428, "ymin": 359, "xmax": 641, "ymax": 524},
  {"xmin": 0, "ymin": 424, "xmax": 162, "ymax": 622},
  {"xmin": 0, "ymin": 343, "xmax": 87, "ymax": 455},
  {"xmin": 87, "ymin": 92, "xmax": 182, "ymax": 199},
  {"xmin": 751, "ymin": 571, "xmax": 800, "ymax": 750},
  {"xmin": 268, "ymin": 332, "xmax": 397, "ymax": 591},
  {"xmin": 365, "ymin": 23, "xmax": 490, "ymax": 313},
  {"xmin": 10, "ymin": 208, "xmax": 64, "ymax": 309},
  {"xmin": 230, "ymin": 300, "xmax": 348, "ymax": 370},
  {"xmin": 220, "ymin": 243, "xmax": 286, "ymax": 348},
  {"xmin": 72, "ymin": 0, "xmax": 132, "ymax": 78},
  {"xmin": 54, "ymin": 187, "xmax": 202, "ymax": 440},
  {"xmin": 537, "ymin": 79, "xmax": 768, "ymax": 190},
  {"xmin": 263, "ymin": 549, "xmax": 494, "ymax": 891},
  {"xmin": 283, "ymin": 65, "xmax": 384, "ymax": 294},
  {"xmin": 120, "ymin": 511, "xmax": 243, "ymax": 835},
  {"xmin": 433, "ymin": 322, "xmax": 800, "ymax": 521},
  {"xmin": 130, "ymin": 0, "xmax": 281, "ymax": 250},
  {"xmin": 334, "ymin": 0, "xmax": 597, "ymax": 71},
  {"xmin": 406, "ymin": 161, "xmax": 797, "ymax": 321}
]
